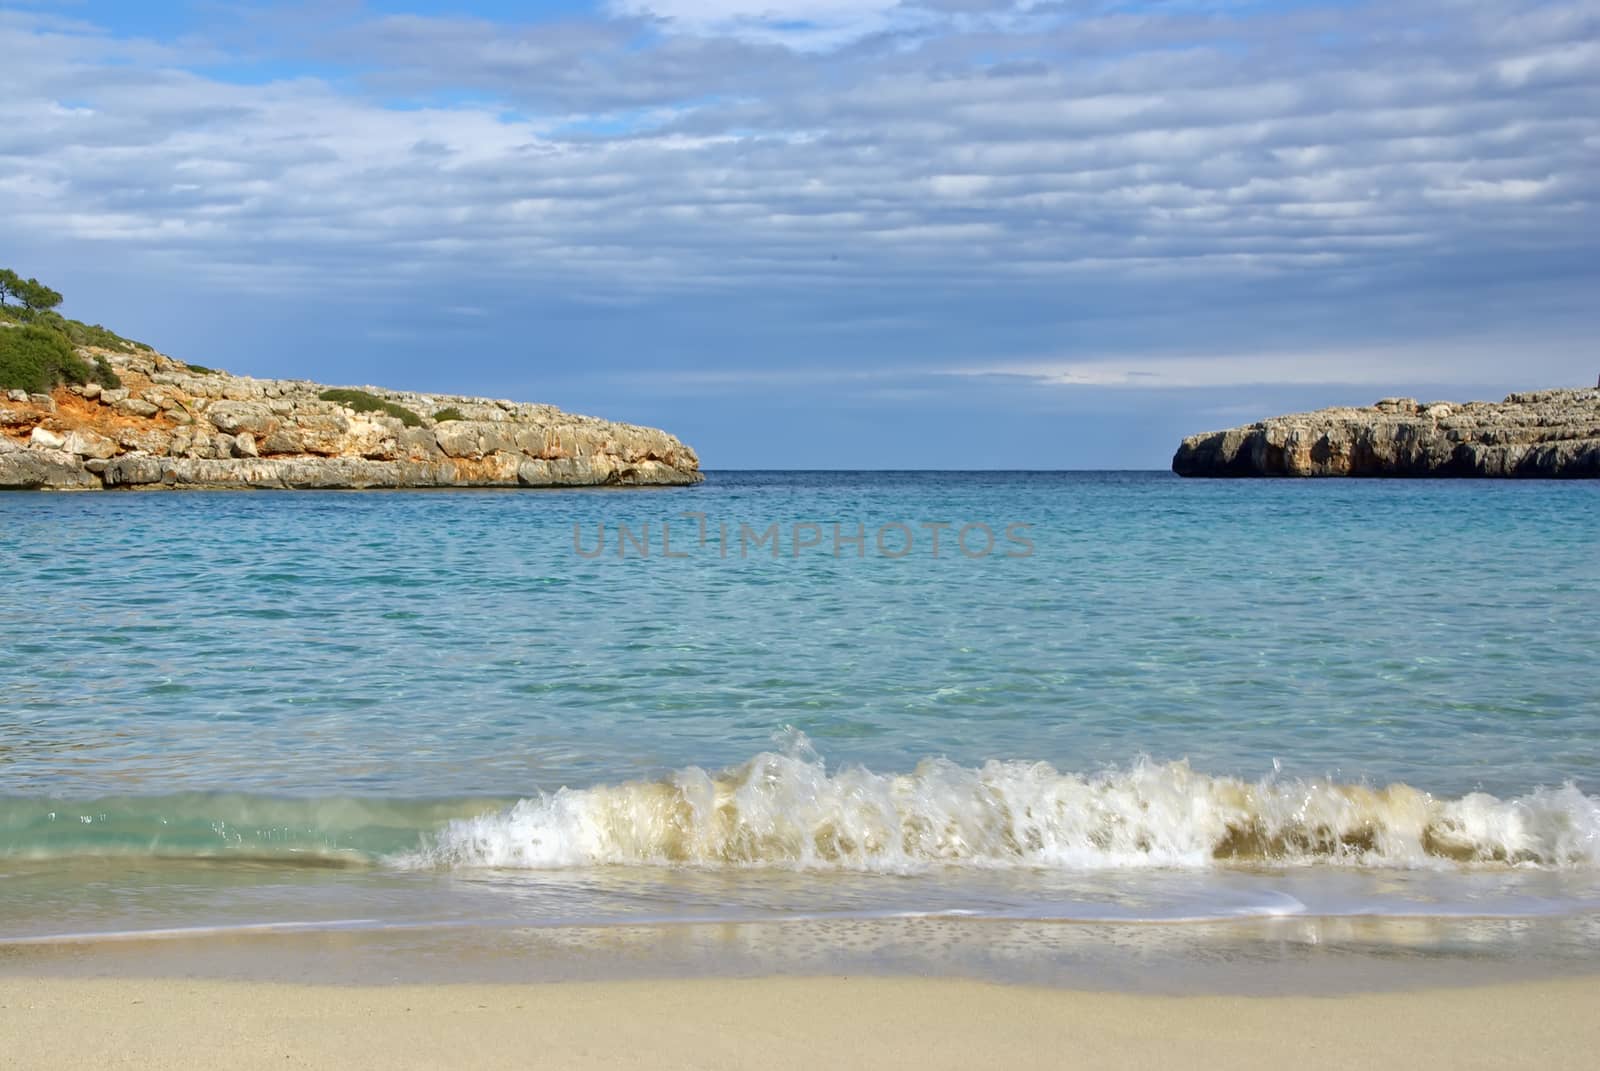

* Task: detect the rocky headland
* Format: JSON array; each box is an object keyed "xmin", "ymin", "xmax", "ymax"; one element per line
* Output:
[
  {"xmin": 1172, "ymin": 389, "xmax": 1600, "ymax": 478},
  {"xmin": 0, "ymin": 346, "xmax": 702, "ymax": 491}
]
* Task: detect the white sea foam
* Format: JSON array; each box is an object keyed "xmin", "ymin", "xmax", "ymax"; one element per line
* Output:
[{"xmin": 406, "ymin": 751, "xmax": 1600, "ymax": 872}]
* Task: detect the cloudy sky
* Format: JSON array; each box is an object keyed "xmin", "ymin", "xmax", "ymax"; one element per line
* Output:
[{"xmin": 4, "ymin": 1, "xmax": 1597, "ymax": 467}]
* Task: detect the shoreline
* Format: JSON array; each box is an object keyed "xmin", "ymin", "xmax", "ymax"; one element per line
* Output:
[
  {"xmin": 5, "ymin": 974, "xmax": 1598, "ymax": 1070},
  {"xmin": 0, "ymin": 480, "xmax": 704, "ymax": 494},
  {"xmin": 7, "ymin": 913, "xmax": 1600, "ymax": 996}
]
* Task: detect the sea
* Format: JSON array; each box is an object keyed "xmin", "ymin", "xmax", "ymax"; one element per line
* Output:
[{"xmin": 3, "ymin": 472, "xmax": 1599, "ymax": 990}]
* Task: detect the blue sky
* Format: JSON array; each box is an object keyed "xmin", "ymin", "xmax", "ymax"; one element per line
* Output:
[{"xmin": 3, "ymin": 0, "xmax": 1597, "ymax": 467}]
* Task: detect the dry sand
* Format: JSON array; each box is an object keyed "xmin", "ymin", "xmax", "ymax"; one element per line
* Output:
[{"xmin": 3, "ymin": 974, "xmax": 1597, "ymax": 1070}]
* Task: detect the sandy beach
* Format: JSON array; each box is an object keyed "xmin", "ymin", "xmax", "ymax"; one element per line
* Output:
[{"xmin": 4, "ymin": 974, "xmax": 1597, "ymax": 1070}]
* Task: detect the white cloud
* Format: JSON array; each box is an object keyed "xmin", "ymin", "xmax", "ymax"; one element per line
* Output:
[
  {"xmin": 608, "ymin": 0, "xmax": 918, "ymax": 48},
  {"xmin": 0, "ymin": 0, "xmax": 1594, "ymax": 370},
  {"xmin": 948, "ymin": 336, "xmax": 1600, "ymax": 390}
]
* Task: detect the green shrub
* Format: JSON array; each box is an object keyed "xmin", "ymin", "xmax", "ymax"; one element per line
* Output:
[
  {"xmin": 21, "ymin": 310, "xmax": 150, "ymax": 355},
  {"xmin": 183, "ymin": 363, "xmax": 220, "ymax": 375},
  {"xmin": 0, "ymin": 325, "xmax": 95, "ymax": 393},
  {"xmin": 93, "ymin": 355, "xmax": 123, "ymax": 390},
  {"xmin": 64, "ymin": 320, "xmax": 125, "ymax": 351},
  {"xmin": 0, "ymin": 267, "xmax": 147, "ymax": 391},
  {"xmin": 432, "ymin": 407, "xmax": 466, "ymax": 423},
  {"xmin": 318, "ymin": 388, "xmax": 422, "ymax": 428},
  {"xmin": 83, "ymin": 324, "xmax": 148, "ymax": 353}
]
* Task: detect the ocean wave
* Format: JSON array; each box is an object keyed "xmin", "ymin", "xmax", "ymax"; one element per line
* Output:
[
  {"xmin": 6, "ymin": 752, "xmax": 1596, "ymax": 872},
  {"xmin": 405, "ymin": 752, "xmax": 1600, "ymax": 872}
]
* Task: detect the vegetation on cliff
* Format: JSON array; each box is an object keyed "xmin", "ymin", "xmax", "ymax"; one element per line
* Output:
[
  {"xmin": 0, "ymin": 268, "xmax": 134, "ymax": 391},
  {"xmin": 317, "ymin": 388, "xmax": 423, "ymax": 428},
  {"xmin": 1, "ymin": 267, "xmax": 704, "ymax": 491},
  {"xmin": 0, "ymin": 326, "xmax": 95, "ymax": 394},
  {"xmin": 0, "ymin": 269, "xmax": 62, "ymax": 317}
]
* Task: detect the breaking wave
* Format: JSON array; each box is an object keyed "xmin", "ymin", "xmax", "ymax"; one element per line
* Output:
[{"xmin": 407, "ymin": 751, "xmax": 1600, "ymax": 872}]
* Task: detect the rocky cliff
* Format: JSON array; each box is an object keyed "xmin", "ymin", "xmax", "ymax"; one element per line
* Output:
[
  {"xmin": 0, "ymin": 346, "xmax": 702, "ymax": 491},
  {"xmin": 1173, "ymin": 389, "xmax": 1600, "ymax": 478}
]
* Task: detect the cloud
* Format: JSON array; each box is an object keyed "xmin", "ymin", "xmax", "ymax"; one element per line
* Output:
[
  {"xmin": 607, "ymin": 0, "xmax": 917, "ymax": 49},
  {"xmin": 946, "ymin": 335, "xmax": 1600, "ymax": 390},
  {"xmin": 0, "ymin": 0, "xmax": 1595, "ymax": 401}
]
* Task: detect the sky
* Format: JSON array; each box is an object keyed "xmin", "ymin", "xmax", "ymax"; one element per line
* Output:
[{"xmin": 2, "ymin": 0, "xmax": 1597, "ymax": 468}]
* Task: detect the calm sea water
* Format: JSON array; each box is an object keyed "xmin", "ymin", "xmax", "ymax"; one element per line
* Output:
[{"xmin": 3, "ymin": 473, "xmax": 1599, "ymax": 955}]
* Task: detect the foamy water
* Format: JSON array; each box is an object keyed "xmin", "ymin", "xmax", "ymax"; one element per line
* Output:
[
  {"xmin": 9, "ymin": 747, "xmax": 1596, "ymax": 875},
  {"xmin": 410, "ymin": 751, "xmax": 1600, "ymax": 873}
]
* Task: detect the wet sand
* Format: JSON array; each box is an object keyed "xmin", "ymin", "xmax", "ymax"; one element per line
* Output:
[{"xmin": 3, "ymin": 974, "xmax": 1597, "ymax": 1070}]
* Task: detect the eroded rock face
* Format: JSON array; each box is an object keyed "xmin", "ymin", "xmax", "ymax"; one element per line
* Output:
[
  {"xmin": 29, "ymin": 427, "xmax": 65, "ymax": 450},
  {"xmin": 62, "ymin": 429, "xmax": 119, "ymax": 460},
  {"xmin": 0, "ymin": 347, "xmax": 703, "ymax": 491},
  {"xmin": 1173, "ymin": 390, "xmax": 1600, "ymax": 478},
  {"xmin": 207, "ymin": 401, "xmax": 277, "ymax": 437},
  {"xmin": 0, "ymin": 448, "xmax": 102, "ymax": 490}
]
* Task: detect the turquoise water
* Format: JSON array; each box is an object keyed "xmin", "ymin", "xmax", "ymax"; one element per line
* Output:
[{"xmin": 3, "ymin": 473, "xmax": 1599, "ymax": 948}]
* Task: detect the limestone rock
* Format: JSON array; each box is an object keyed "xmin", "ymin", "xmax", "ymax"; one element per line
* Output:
[
  {"xmin": 1174, "ymin": 388, "xmax": 1600, "ymax": 478},
  {"xmin": 290, "ymin": 414, "xmax": 349, "ymax": 455},
  {"xmin": 0, "ymin": 449, "xmax": 99, "ymax": 490},
  {"xmin": 118, "ymin": 428, "xmax": 174, "ymax": 456},
  {"xmin": 207, "ymin": 401, "xmax": 277, "ymax": 436},
  {"xmin": 63, "ymin": 429, "xmax": 119, "ymax": 460},
  {"xmin": 435, "ymin": 421, "xmax": 485, "ymax": 460},
  {"xmin": 116, "ymin": 397, "xmax": 161, "ymax": 418},
  {"xmin": 100, "ymin": 455, "xmax": 167, "ymax": 487},
  {"xmin": 2, "ymin": 348, "xmax": 702, "ymax": 491}
]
